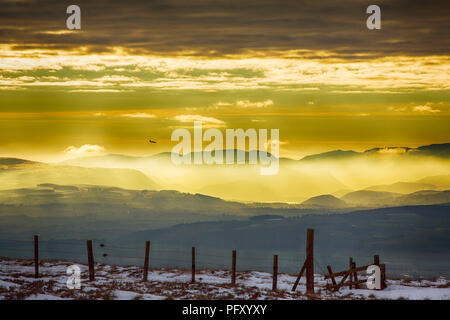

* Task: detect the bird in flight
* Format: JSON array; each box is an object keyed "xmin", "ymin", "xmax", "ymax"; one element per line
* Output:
[{"xmin": 148, "ymin": 139, "xmax": 157, "ymax": 144}]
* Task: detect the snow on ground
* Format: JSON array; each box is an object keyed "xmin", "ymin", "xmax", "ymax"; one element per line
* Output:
[{"xmin": 0, "ymin": 257, "xmax": 448, "ymax": 300}]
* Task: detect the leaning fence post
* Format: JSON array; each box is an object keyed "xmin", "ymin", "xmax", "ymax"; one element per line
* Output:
[
  {"xmin": 86, "ymin": 240, "xmax": 95, "ymax": 281},
  {"xmin": 231, "ymin": 250, "xmax": 237, "ymax": 285},
  {"xmin": 327, "ymin": 265, "xmax": 336, "ymax": 286},
  {"xmin": 143, "ymin": 241, "xmax": 150, "ymax": 282},
  {"xmin": 191, "ymin": 247, "xmax": 196, "ymax": 283},
  {"xmin": 34, "ymin": 235, "xmax": 39, "ymax": 279},
  {"xmin": 272, "ymin": 254, "xmax": 278, "ymax": 291},
  {"xmin": 291, "ymin": 260, "xmax": 307, "ymax": 292}
]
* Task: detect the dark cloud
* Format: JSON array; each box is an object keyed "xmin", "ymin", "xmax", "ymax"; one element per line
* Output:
[{"xmin": 0, "ymin": 0, "xmax": 449, "ymax": 57}]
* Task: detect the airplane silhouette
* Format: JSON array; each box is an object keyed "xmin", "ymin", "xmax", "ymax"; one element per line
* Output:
[{"xmin": 148, "ymin": 139, "xmax": 157, "ymax": 144}]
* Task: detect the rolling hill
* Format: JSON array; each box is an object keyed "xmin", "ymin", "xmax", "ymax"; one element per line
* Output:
[
  {"xmin": 341, "ymin": 190, "xmax": 402, "ymax": 206},
  {"xmin": 301, "ymin": 194, "xmax": 349, "ymax": 208},
  {"xmin": 341, "ymin": 189, "xmax": 450, "ymax": 207},
  {"xmin": 418, "ymin": 175, "xmax": 450, "ymax": 189},
  {"xmin": 0, "ymin": 158, "xmax": 158, "ymax": 191},
  {"xmin": 364, "ymin": 181, "xmax": 441, "ymax": 194},
  {"xmin": 396, "ymin": 190, "xmax": 450, "ymax": 206}
]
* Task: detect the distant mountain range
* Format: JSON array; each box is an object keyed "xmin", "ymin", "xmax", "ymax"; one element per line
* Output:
[
  {"xmin": 342, "ymin": 190, "xmax": 450, "ymax": 207},
  {"xmin": 58, "ymin": 152, "xmax": 348, "ymax": 202},
  {"xmin": 364, "ymin": 181, "xmax": 442, "ymax": 194},
  {"xmin": 1, "ymin": 142, "xmax": 449, "ymax": 203},
  {"xmin": 300, "ymin": 189, "xmax": 450, "ymax": 208},
  {"xmin": 300, "ymin": 143, "xmax": 450, "ymax": 162},
  {"xmin": 58, "ymin": 143, "xmax": 450, "ymax": 165}
]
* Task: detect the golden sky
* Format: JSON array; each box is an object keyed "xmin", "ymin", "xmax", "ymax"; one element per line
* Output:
[{"xmin": 0, "ymin": 0, "xmax": 449, "ymax": 161}]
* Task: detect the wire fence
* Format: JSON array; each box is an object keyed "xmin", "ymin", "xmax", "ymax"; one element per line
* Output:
[
  {"xmin": 0, "ymin": 239, "xmax": 295, "ymax": 271},
  {"xmin": 0, "ymin": 237, "xmax": 375, "ymax": 276},
  {"xmin": 0, "ymin": 237, "xmax": 442, "ymax": 279}
]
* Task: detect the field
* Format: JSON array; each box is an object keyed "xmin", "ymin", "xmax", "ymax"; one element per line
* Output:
[{"xmin": 0, "ymin": 258, "xmax": 449, "ymax": 300}]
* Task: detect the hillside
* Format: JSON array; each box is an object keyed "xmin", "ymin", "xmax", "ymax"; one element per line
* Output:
[
  {"xmin": 300, "ymin": 150, "xmax": 359, "ymax": 162},
  {"xmin": 301, "ymin": 194, "xmax": 349, "ymax": 208},
  {"xmin": 341, "ymin": 189, "xmax": 450, "ymax": 207},
  {"xmin": 0, "ymin": 158, "xmax": 36, "ymax": 166},
  {"xmin": 0, "ymin": 184, "xmax": 258, "ymax": 239},
  {"xmin": 0, "ymin": 184, "xmax": 335, "ymax": 240},
  {"xmin": 397, "ymin": 190, "xmax": 450, "ymax": 206},
  {"xmin": 120, "ymin": 204, "xmax": 450, "ymax": 277},
  {"xmin": 341, "ymin": 190, "xmax": 401, "ymax": 206},
  {"xmin": 418, "ymin": 175, "xmax": 450, "ymax": 189},
  {"xmin": 121, "ymin": 204, "xmax": 450, "ymax": 251},
  {"xmin": 0, "ymin": 182, "xmax": 449, "ymax": 241},
  {"xmin": 0, "ymin": 158, "xmax": 158, "ymax": 191},
  {"xmin": 365, "ymin": 182, "xmax": 441, "ymax": 194}
]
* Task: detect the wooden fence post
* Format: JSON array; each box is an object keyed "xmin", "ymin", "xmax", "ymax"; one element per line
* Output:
[
  {"xmin": 143, "ymin": 241, "xmax": 150, "ymax": 282},
  {"xmin": 34, "ymin": 235, "xmax": 39, "ymax": 279},
  {"xmin": 380, "ymin": 263, "xmax": 386, "ymax": 289},
  {"xmin": 272, "ymin": 255, "xmax": 278, "ymax": 291},
  {"xmin": 374, "ymin": 254, "xmax": 380, "ymax": 266},
  {"xmin": 349, "ymin": 257, "xmax": 353, "ymax": 289},
  {"xmin": 86, "ymin": 240, "xmax": 95, "ymax": 281},
  {"xmin": 374, "ymin": 255, "xmax": 386, "ymax": 289},
  {"xmin": 352, "ymin": 261, "xmax": 359, "ymax": 289},
  {"xmin": 231, "ymin": 250, "xmax": 237, "ymax": 285},
  {"xmin": 191, "ymin": 247, "xmax": 195, "ymax": 283},
  {"xmin": 306, "ymin": 228, "xmax": 314, "ymax": 294}
]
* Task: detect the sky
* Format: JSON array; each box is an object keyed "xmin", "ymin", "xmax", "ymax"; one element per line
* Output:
[{"xmin": 0, "ymin": 0, "xmax": 449, "ymax": 161}]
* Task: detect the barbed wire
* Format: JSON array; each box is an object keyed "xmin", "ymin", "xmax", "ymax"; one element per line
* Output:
[
  {"xmin": 0, "ymin": 247, "xmax": 32, "ymax": 252},
  {"xmin": 1, "ymin": 237, "xmax": 379, "ymax": 275},
  {"xmin": 314, "ymin": 257, "xmax": 328, "ymax": 275},
  {"xmin": 0, "ymin": 239, "xmax": 34, "ymax": 243}
]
